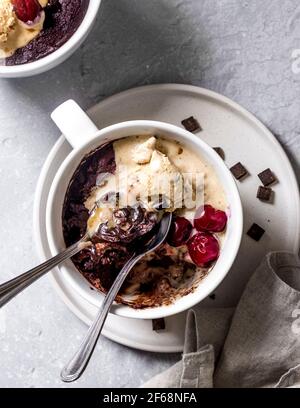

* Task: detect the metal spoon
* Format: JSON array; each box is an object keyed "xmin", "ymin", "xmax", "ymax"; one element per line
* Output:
[
  {"xmin": 0, "ymin": 202, "xmax": 162, "ymax": 307},
  {"xmin": 0, "ymin": 201, "xmax": 144, "ymax": 307},
  {"xmin": 60, "ymin": 212, "xmax": 172, "ymax": 383},
  {"xmin": 0, "ymin": 234, "xmax": 90, "ymax": 308}
]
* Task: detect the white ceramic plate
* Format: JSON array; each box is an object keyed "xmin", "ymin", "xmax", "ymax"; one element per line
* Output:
[{"xmin": 33, "ymin": 84, "xmax": 300, "ymax": 352}]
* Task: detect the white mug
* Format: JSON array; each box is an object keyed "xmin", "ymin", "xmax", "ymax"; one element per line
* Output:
[{"xmin": 46, "ymin": 100, "xmax": 243, "ymax": 320}]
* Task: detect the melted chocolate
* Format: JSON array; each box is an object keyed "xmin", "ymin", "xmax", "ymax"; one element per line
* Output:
[
  {"xmin": 93, "ymin": 206, "xmax": 158, "ymax": 244},
  {"xmin": 62, "ymin": 142, "xmax": 201, "ymax": 308}
]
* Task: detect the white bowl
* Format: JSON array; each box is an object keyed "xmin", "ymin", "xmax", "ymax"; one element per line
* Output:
[
  {"xmin": 0, "ymin": 0, "xmax": 101, "ymax": 78},
  {"xmin": 46, "ymin": 100, "xmax": 243, "ymax": 320}
]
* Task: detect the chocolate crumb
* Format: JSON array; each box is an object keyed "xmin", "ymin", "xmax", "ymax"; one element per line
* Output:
[
  {"xmin": 213, "ymin": 147, "xmax": 225, "ymax": 160},
  {"xmin": 152, "ymin": 318, "xmax": 166, "ymax": 331},
  {"xmin": 230, "ymin": 162, "xmax": 249, "ymax": 180},
  {"xmin": 178, "ymin": 147, "xmax": 183, "ymax": 155},
  {"xmin": 258, "ymin": 169, "xmax": 277, "ymax": 187},
  {"xmin": 181, "ymin": 116, "xmax": 202, "ymax": 133},
  {"xmin": 209, "ymin": 294, "xmax": 216, "ymax": 300},
  {"xmin": 257, "ymin": 186, "xmax": 274, "ymax": 202},
  {"xmin": 247, "ymin": 223, "xmax": 265, "ymax": 241}
]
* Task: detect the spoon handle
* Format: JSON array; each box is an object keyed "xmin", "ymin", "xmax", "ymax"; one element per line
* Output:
[
  {"xmin": 61, "ymin": 253, "xmax": 141, "ymax": 383},
  {"xmin": 0, "ymin": 238, "xmax": 86, "ymax": 308}
]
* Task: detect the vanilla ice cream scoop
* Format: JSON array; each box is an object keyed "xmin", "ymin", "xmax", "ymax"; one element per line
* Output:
[
  {"xmin": 144, "ymin": 149, "xmax": 184, "ymax": 210},
  {"xmin": 117, "ymin": 136, "xmax": 184, "ymax": 211},
  {"xmin": 132, "ymin": 136, "xmax": 157, "ymax": 164},
  {"xmin": 83, "ymin": 135, "xmax": 196, "ymax": 235}
]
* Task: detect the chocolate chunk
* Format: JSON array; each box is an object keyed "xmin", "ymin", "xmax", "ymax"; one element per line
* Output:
[
  {"xmin": 181, "ymin": 116, "xmax": 202, "ymax": 133},
  {"xmin": 209, "ymin": 294, "xmax": 216, "ymax": 300},
  {"xmin": 247, "ymin": 223, "xmax": 265, "ymax": 241},
  {"xmin": 258, "ymin": 169, "xmax": 277, "ymax": 187},
  {"xmin": 257, "ymin": 186, "xmax": 274, "ymax": 202},
  {"xmin": 152, "ymin": 318, "xmax": 166, "ymax": 331},
  {"xmin": 230, "ymin": 162, "xmax": 249, "ymax": 180},
  {"xmin": 213, "ymin": 147, "xmax": 225, "ymax": 160}
]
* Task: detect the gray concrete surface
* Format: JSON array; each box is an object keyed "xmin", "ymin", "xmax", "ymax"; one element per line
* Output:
[{"xmin": 0, "ymin": 0, "xmax": 299, "ymax": 388}]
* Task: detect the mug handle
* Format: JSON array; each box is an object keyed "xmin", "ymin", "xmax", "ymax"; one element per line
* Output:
[{"xmin": 51, "ymin": 100, "xmax": 99, "ymax": 149}]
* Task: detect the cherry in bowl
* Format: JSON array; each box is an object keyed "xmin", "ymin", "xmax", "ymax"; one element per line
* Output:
[
  {"xmin": 194, "ymin": 205, "xmax": 227, "ymax": 233},
  {"xmin": 187, "ymin": 232, "xmax": 220, "ymax": 267},
  {"xmin": 167, "ymin": 216, "xmax": 193, "ymax": 247}
]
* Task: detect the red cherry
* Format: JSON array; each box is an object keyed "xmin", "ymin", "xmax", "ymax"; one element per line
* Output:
[
  {"xmin": 12, "ymin": 0, "xmax": 41, "ymax": 23},
  {"xmin": 187, "ymin": 232, "xmax": 220, "ymax": 267},
  {"xmin": 194, "ymin": 205, "xmax": 227, "ymax": 233},
  {"xmin": 167, "ymin": 216, "xmax": 193, "ymax": 247}
]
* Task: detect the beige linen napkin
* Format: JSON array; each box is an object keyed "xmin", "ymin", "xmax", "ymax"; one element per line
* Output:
[{"xmin": 142, "ymin": 252, "xmax": 300, "ymax": 388}]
